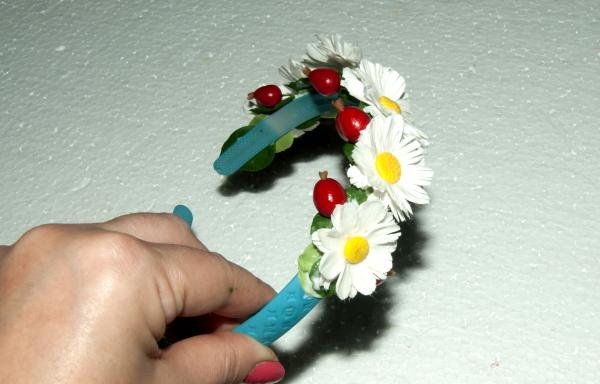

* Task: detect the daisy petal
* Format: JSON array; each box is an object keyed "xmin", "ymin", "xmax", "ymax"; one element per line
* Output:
[
  {"xmin": 336, "ymin": 266, "xmax": 353, "ymax": 300},
  {"xmin": 319, "ymin": 251, "xmax": 345, "ymax": 280},
  {"xmin": 351, "ymin": 265, "xmax": 377, "ymax": 295},
  {"xmin": 342, "ymin": 68, "xmax": 368, "ymax": 103},
  {"xmin": 279, "ymin": 58, "xmax": 306, "ymax": 83},
  {"xmin": 366, "ymin": 248, "xmax": 393, "ymax": 275},
  {"xmin": 339, "ymin": 201, "xmax": 359, "ymax": 234},
  {"xmin": 347, "ymin": 165, "xmax": 370, "ymax": 189},
  {"xmin": 357, "ymin": 199, "xmax": 388, "ymax": 229}
]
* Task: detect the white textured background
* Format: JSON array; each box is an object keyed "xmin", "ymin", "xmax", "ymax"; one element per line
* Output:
[{"xmin": 1, "ymin": 1, "xmax": 599, "ymax": 383}]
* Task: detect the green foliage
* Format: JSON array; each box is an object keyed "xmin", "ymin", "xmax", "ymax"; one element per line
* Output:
[
  {"xmin": 337, "ymin": 86, "xmax": 362, "ymax": 107},
  {"xmin": 342, "ymin": 142, "xmax": 355, "ymax": 163},
  {"xmin": 296, "ymin": 116, "xmax": 320, "ymax": 130},
  {"xmin": 309, "ymin": 260, "xmax": 337, "ymax": 298},
  {"xmin": 310, "ymin": 213, "xmax": 332, "ymax": 234},
  {"xmin": 297, "ymin": 243, "xmax": 337, "ymax": 299},
  {"xmin": 297, "ymin": 243, "xmax": 322, "ymax": 298},
  {"xmin": 286, "ymin": 78, "xmax": 311, "ymax": 92},
  {"xmin": 345, "ymin": 185, "xmax": 369, "ymax": 204},
  {"xmin": 248, "ymin": 114, "xmax": 267, "ymax": 126},
  {"xmin": 250, "ymin": 95, "xmax": 294, "ymax": 115},
  {"xmin": 297, "ymin": 243, "xmax": 321, "ymax": 273},
  {"xmin": 274, "ymin": 131, "xmax": 294, "ymax": 153},
  {"xmin": 220, "ymin": 126, "xmax": 275, "ymax": 172},
  {"xmin": 320, "ymin": 109, "xmax": 338, "ymax": 119}
]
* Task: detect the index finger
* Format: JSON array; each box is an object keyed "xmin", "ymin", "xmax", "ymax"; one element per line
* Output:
[
  {"xmin": 153, "ymin": 244, "xmax": 275, "ymax": 321},
  {"xmin": 100, "ymin": 212, "xmax": 208, "ymax": 251}
]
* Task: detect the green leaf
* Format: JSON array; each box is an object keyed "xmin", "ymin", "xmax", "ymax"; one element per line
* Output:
[
  {"xmin": 286, "ymin": 78, "xmax": 311, "ymax": 92},
  {"xmin": 309, "ymin": 260, "xmax": 320, "ymax": 278},
  {"xmin": 337, "ymin": 87, "xmax": 363, "ymax": 108},
  {"xmin": 248, "ymin": 114, "xmax": 267, "ymax": 126},
  {"xmin": 297, "ymin": 243, "xmax": 338, "ymax": 299},
  {"xmin": 320, "ymin": 109, "xmax": 338, "ymax": 119},
  {"xmin": 297, "ymin": 243, "xmax": 321, "ymax": 273},
  {"xmin": 250, "ymin": 95, "xmax": 294, "ymax": 115},
  {"xmin": 310, "ymin": 213, "xmax": 332, "ymax": 234},
  {"xmin": 296, "ymin": 116, "xmax": 320, "ymax": 130},
  {"xmin": 274, "ymin": 131, "xmax": 294, "ymax": 153},
  {"xmin": 297, "ymin": 244, "xmax": 325, "ymax": 298},
  {"xmin": 322, "ymin": 276, "xmax": 337, "ymax": 297},
  {"xmin": 342, "ymin": 142, "xmax": 355, "ymax": 163},
  {"xmin": 220, "ymin": 126, "xmax": 275, "ymax": 172},
  {"xmin": 297, "ymin": 270, "xmax": 319, "ymax": 298},
  {"xmin": 241, "ymin": 149, "xmax": 275, "ymax": 172},
  {"xmin": 345, "ymin": 185, "xmax": 369, "ymax": 204},
  {"xmin": 309, "ymin": 260, "xmax": 337, "ymax": 298}
]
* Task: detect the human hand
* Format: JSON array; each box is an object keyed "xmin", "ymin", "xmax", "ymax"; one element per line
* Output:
[{"xmin": 0, "ymin": 213, "xmax": 285, "ymax": 384}]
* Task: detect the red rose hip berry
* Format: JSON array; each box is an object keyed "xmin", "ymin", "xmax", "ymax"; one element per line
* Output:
[
  {"xmin": 313, "ymin": 171, "xmax": 347, "ymax": 217},
  {"xmin": 304, "ymin": 67, "xmax": 341, "ymax": 96},
  {"xmin": 333, "ymin": 99, "xmax": 371, "ymax": 142},
  {"xmin": 248, "ymin": 84, "xmax": 282, "ymax": 108}
]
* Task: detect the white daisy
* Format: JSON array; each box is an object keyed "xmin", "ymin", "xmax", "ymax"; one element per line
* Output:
[
  {"xmin": 342, "ymin": 59, "xmax": 409, "ymax": 115},
  {"xmin": 279, "ymin": 58, "xmax": 307, "ymax": 83},
  {"xmin": 343, "ymin": 59, "xmax": 429, "ymax": 145},
  {"xmin": 311, "ymin": 199, "xmax": 401, "ymax": 300},
  {"xmin": 303, "ymin": 33, "xmax": 362, "ymax": 70},
  {"xmin": 347, "ymin": 114, "xmax": 433, "ymax": 221}
]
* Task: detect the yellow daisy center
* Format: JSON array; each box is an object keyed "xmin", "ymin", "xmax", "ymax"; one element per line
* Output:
[
  {"xmin": 343, "ymin": 236, "xmax": 370, "ymax": 264},
  {"xmin": 378, "ymin": 96, "xmax": 401, "ymax": 114},
  {"xmin": 375, "ymin": 151, "xmax": 402, "ymax": 184}
]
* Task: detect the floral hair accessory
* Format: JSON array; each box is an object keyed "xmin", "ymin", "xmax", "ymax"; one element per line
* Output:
[{"xmin": 209, "ymin": 34, "xmax": 432, "ymax": 345}]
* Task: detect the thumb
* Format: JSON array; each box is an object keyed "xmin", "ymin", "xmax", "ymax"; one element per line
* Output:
[{"xmin": 154, "ymin": 331, "xmax": 284, "ymax": 384}]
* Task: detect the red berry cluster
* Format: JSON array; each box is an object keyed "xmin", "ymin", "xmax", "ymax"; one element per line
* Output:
[
  {"xmin": 248, "ymin": 67, "xmax": 343, "ymax": 108},
  {"xmin": 304, "ymin": 67, "xmax": 371, "ymax": 143},
  {"xmin": 246, "ymin": 68, "xmax": 371, "ymax": 215},
  {"xmin": 303, "ymin": 67, "xmax": 370, "ymax": 143}
]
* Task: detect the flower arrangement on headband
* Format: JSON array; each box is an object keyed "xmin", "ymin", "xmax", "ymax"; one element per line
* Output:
[{"xmin": 212, "ymin": 34, "xmax": 432, "ymax": 344}]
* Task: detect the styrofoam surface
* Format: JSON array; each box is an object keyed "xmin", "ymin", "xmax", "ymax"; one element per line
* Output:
[{"xmin": 1, "ymin": 1, "xmax": 599, "ymax": 383}]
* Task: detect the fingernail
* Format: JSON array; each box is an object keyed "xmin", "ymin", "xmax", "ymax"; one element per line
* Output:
[
  {"xmin": 243, "ymin": 361, "xmax": 285, "ymax": 384},
  {"xmin": 172, "ymin": 204, "xmax": 193, "ymax": 227}
]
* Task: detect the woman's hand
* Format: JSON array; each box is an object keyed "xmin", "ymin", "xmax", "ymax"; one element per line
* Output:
[{"xmin": 0, "ymin": 213, "xmax": 285, "ymax": 384}]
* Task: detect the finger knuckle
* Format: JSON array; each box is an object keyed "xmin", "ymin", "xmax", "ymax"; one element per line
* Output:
[
  {"xmin": 84, "ymin": 231, "xmax": 147, "ymax": 273},
  {"xmin": 133, "ymin": 212, "xmax": 190, "ymax": 235},
  {"xmin": 18, "ymin": 223, "xmax": 64, "ymax": 245},
  {"xmin": 11, "ymin": 224, "xmax": 66, "ymax": 260}
]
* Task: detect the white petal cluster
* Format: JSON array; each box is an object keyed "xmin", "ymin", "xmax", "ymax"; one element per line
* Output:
[
  {"xmin": 303, "ymin": 33, "xmax": 362, "ymax": 70},
  {"xmin": 278, "ymin": 58, "xmax": 306, "ymax": 83},
  {"xmin": 347, "ymin": 115, "xmax": 433, "ymax": 221},
  {"xmin": 312, "ymin": 200, "xmax": 400, "ymax": 300},
  {"xmin": 279, "ymin": 34, "xmax": 362, "ymax": 82}
]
